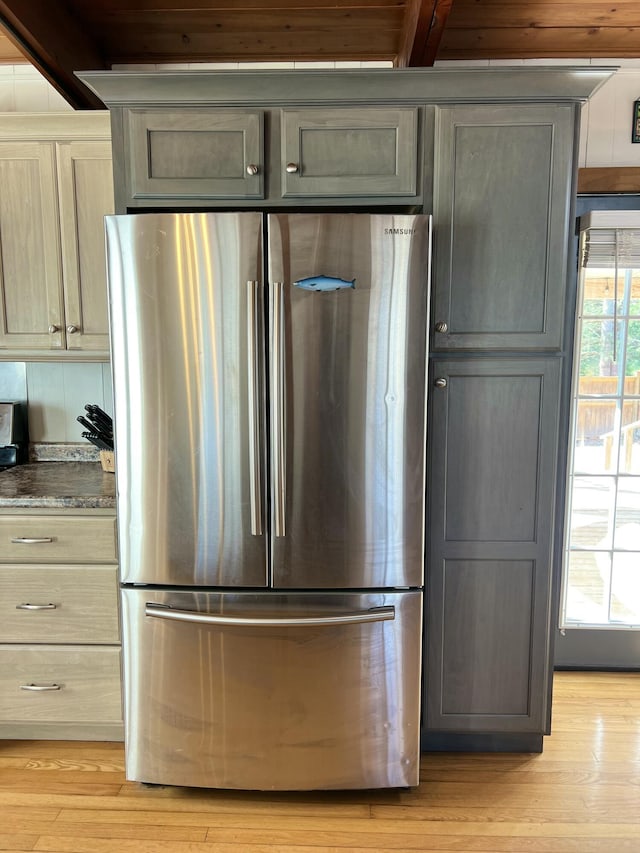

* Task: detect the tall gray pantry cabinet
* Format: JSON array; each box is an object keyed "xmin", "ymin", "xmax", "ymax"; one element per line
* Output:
[{"xmin": 80, "ymin": 67, "xmax": 613, "ymax": 753}]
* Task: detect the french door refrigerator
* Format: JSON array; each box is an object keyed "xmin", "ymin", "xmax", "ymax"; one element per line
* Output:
[{"xmin": 105, "ymin": 211, "xmax": 431, "ymax": 790}]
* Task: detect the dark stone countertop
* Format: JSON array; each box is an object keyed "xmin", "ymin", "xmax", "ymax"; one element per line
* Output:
[{"xmin": 0, "ymin": 462, "xmax": 116, "ymax": 509}]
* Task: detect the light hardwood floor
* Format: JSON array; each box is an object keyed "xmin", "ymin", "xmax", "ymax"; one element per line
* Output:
[{"xmin": 2, "ymin": 672, "xmax": 640, "ymax": 853}]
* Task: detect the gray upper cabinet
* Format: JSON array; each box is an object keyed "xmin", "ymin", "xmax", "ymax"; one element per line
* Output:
[
  {"xmin": 425, "ymin": 358, "xmax": 561, "ymax": 735},
  {"xmin": 125, "ymin": 109, "xmax": 264, "ymax": 200},
  {"xmin": 432, "ymin": 105, "xmax": 575, "ymax": 351},
  {"xmin": 280, "ymin": 107, "xmax": 419, "ymax": 198}
]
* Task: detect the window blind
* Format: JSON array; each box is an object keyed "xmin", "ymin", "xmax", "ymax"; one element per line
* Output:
[
  {"xmin": 581, "ymin": 228, "xmax": 640, "ymax": 269},
  {"xmin": 579, "ymin": 211, "xmax": 640, "ymax": 269}
]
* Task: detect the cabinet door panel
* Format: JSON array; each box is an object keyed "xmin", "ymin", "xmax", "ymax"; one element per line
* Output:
[
  {"xmin": 433, "ymin": 105, "xmax": 575, "ymax": 350},
  {"xmin": 425, "ymin": 358, "xmax": 561, "ymax": 733},
  {"xmin": 0, "ymin": 143, "xmax": 64, "ymax": 350},
  {"xmin": 440, "ymin": 559, "xmax": 535, "ymax": 716},
  {"xmin": 281, "ymin": 108, "xmax": 418, "ymax": 198},
  {"xmin": 57, "ymin": 141, "xmax": 114, "ymax": 353},
  {"xmin": 443, "ymin": 374, "xmax": 543, "ymax": 542},
  {"xmin": 125, "ymin": 109, "xmax": 264, "ymax": 200}
]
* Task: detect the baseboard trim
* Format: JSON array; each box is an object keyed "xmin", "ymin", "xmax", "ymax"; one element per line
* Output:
[{"xmin": 421, "ymin": 731, "xmax": 544, "ymax": 753}]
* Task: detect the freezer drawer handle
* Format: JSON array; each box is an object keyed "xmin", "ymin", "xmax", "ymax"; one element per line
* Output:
[
  {"xmin": 16, "ymin": 603, "xmax": 57, "ymax": 610},
  {"xmin": 20, "ymin": 683, "xmax": 62, "ymax": 691},
  {"xmin": 10, "ymin": 537, "xmax": 54, "ymax": 544},
  {"xmin": 145, "ymin": 603, "xmax": 395, "ymax": 628}
]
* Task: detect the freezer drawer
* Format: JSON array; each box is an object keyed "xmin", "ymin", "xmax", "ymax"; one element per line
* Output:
[{"xmin": 121, "ymin": 588, "xmax": 422, "ymax": 790}]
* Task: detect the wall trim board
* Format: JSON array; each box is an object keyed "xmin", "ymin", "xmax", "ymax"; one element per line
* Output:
[{"xmin": 578, "ymin": 166, "xmax": 640, "ymax": 193}]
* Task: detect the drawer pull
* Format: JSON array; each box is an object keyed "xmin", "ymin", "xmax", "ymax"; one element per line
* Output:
[
  {"xmin": 16, "ymin": 603, "xmax": 57, "ymax": 611},
  {"xmin": 10, "ymin": 537, "xmax": 55, "ymax": 544},
  {"xmin": 20, "ymin": 683, "xmax": 62, "ymax": 691}
]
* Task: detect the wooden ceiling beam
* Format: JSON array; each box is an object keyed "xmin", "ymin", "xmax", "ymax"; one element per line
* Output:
[
  {"xmin": 397, "ymin": 0, "xmax": 454, "ymax": 67},
  {"xmin": 0, "ymin": 0, "xmax": 107, "ymax": 108}
]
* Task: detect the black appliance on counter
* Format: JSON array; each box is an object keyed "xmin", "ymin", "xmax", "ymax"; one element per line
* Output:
[{"xmin": 0, "ymin": 402, "xmax": 28, "ymax": 470}]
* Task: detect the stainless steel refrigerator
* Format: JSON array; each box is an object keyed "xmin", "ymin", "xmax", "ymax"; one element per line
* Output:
[{"xmin": 105, "ymin": 211, "xmax": 431, "ymax": 790}]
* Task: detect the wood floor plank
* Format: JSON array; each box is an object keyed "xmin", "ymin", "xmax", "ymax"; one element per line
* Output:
[
  {"xmin": 4, "ymin": 820, "xmax": 208, "ymax": 843},
  {"xmin": 0, "ymin": 769, "xmax": 125, "ymax": 785},
  {"xmin": 29, "ymin": 837, "xmax": 640, "ymax": 853},
  {"xmin": 201, "ymin": 827, "xmax": 640, "ymax": 851},
  {"xmin": 47, "ymin": 810, "xmax": 640, "ymax": 834},
  {"xmin": 0, "ymin": 756, "xmax": 30, "ymax": 769},
  {"xmin": 22, "ymin": 758, "xmax": 125, "ymax": 772},
  {"xmin": 0, "ymin": 836, "xmax": 37, "ymax": 852}
]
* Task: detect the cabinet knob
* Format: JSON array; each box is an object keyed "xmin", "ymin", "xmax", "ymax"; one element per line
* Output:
[
  {"xmin": 48, "ymin": 324, "xmax": 60, "ymax": 334},
  {"xmin": 66, "ymin": 324, "xmax": 79, "ymax": 334},
  {"xmin": 434, "ymin": 377, "xmax": 448, "ymax": 389},
  {"xmin": 246, "ymin": 164, "xmax": 259, "ymax": 176},
  {"xmin": 286, "ymin": 163, "xmax": 299, "ymax": 174},
  {"xmin": 434, "ymin": 321, "xmax": 448, "ymax": 333}
]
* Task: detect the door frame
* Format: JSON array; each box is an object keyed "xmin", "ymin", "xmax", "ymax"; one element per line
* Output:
[{"xmin": 554, "ymin": 193, "xmax": 640, "ymax": 670}]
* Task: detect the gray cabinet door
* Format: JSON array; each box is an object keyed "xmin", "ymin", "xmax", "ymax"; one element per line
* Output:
[
  {"xmin": 281, "ymin": 108, "xmax": 418, "ymax": 198},
  {"xmin": 425, "ymin": 358, "xmax": 561, "ymax": 733},
  {"xmin": 432, "ymin": 105, "xmax": 575, "ymax": 351},
  {"xmin": 125, "ymin": 109, "xmax": 263, "ymax": 200}
]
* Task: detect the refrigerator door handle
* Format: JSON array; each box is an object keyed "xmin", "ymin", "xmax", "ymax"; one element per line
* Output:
[
  {"xmin": 247, "ymin": 280, "xmax": 263, "ymax": 536},
  {"xmin": 272, "ymin": 280, "xmax": 286, "ymax": 537},
  {"xmin": 145, "ymin": 603, "xmax": 395, "ymax": 628}
]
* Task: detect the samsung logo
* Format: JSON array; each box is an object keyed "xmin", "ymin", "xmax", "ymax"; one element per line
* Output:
[{"xmin": 384, "ymin": 228, "xmax": 416, "ymax": 235}]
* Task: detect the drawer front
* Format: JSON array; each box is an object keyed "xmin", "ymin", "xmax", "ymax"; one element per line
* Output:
[
  {"xmin": 0, "ymin": 566, "xmax": 119, "ymax": 644},
  {"xmin": 0, "ymin": 515, "xmax": 117, "ymax": 564},
  {"xmin": 0, "ymin": 645, "xmax": 122, "ymax": 723},
  {"xmin": 281, "ymin": 107, "xmax": 418, "ymax": 198},
  {"xmin": 126, "ymin": 109, "xmax": 264, "ymax": 200},
  {"xmin": 122, "ymin": 588, "xmax": 422, "ymax": 789}
]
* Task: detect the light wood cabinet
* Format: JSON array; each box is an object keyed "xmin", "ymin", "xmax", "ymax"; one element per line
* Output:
[
  {"xmin": 0, "ymin": 646, "xmax": 122, "ymax": 726},
  {"xmin": 0, "ymin": 509, "xmax": 122, "ymax": 740},
  {"xmin": 0, "ymin": 514, "xmax": 117, "ymax": 563},
  {"xmin": 0, "ymin": 114, "xmax": 113, "ymax": 359},
  {"xmin": 0, "ymin": 142, "xmax": 62, "ymax": 351},
  {"xmin": 57, "ymin": 140, "xmax": 114, "ymax": 353},
  {"xmin": 0, "ymin": 566, "xmax": 119, "ymax": 643}
]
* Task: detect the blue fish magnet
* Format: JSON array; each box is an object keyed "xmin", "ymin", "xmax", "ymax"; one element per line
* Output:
[{"xmin": 293, "ymin": 274, "xmax": 356, "ymax": 292}]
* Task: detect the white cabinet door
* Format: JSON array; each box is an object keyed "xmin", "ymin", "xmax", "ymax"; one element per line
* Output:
[
  {"xmin": 0, "ymin": 142, "xmax": 64, "ymax": 351},
  {"xmin": 57, "ymin": 141, "xmax": 114, "ymax": 353}
]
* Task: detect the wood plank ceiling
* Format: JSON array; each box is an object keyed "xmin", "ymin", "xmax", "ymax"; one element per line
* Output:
[{"xmin": 0, "ymin": 0, "xmax": 639, "ymax": 109}]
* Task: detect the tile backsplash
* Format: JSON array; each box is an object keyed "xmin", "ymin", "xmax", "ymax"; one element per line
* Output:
[
  {"xmin": 0, "ymin": 362, "xmax": 113, "ymax": 443},
  {"xmin": 0, "ymin": 362, "xmax": 27, "ymax": 402}
]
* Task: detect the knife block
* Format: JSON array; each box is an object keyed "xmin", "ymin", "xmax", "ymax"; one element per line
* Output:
[{"xmin": 100, "ymin": 450, "xmax": 115, "ymax": 472}]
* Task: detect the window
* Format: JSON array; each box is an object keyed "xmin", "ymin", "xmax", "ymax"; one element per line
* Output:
[{"xmin": 561, "ymin": 212, "xmax": 640, "ymax": 628}]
